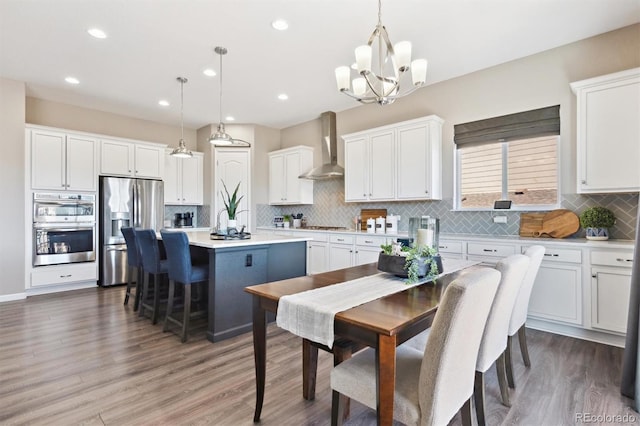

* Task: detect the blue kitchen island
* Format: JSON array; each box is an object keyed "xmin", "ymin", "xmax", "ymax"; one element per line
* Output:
[{"xmin": 177, "ymin": 231, "xmax": 311, "ymax": 343}]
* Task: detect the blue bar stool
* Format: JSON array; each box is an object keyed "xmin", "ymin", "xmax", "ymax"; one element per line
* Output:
[
  {"xmin": 160, "ymin": 230, "xmax": 209, "ymax": 343},
  {"xmin": 134, "ymin": 228, "xmax": 169, "ymax": 324},
  {"xmin": 121, "ymin": 227, "xmax": 142, "ymax": 311}
]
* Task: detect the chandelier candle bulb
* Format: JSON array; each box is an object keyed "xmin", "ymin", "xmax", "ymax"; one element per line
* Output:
[
  {"xmin": 411, "ymin": 59, "xmax": 428, "ymax": 85},
  {"xmin": 394, "ymin": 41, "xmax": 411, "ymax": 70},
  {"xmin": 353, "ymin": 78, "xmax": 367, "ymax": 96},
  {"xmin": 355, "ymin": 45, "xmax": 372, "ymax": 72},
  {"xmin": 336, "ymin": 66, "xmax": 350, "ymax": 91}
]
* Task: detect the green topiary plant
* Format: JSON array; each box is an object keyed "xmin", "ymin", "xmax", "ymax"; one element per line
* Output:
[
  {"xmin": 221, "ymin": 181, "xmax": 244, "ymax": 220},
  {"xmin": 579, "ymin": 206, "xmax": 616, "ymax": 229}
]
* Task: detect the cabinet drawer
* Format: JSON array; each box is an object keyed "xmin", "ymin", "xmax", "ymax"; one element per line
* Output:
[
  {"xmin": 330, "ymin": 234, "xmax": 354, "ymax": 245},
  {"xmin": 591, "ymin": 250, "xmax": 634, "ymax": 268},
  {"xmin": 523, "ymin": 246, "xmax": 582, "ymax": 264},
  {"xmin": 355, "ymin": 235, "xmax": 389, "ymax": 247},
  {"xmin": 306, "ymin": 232, "xmax": 328, "ymax": 242},
  {"xmin": 31, "ymin": 263, "xmax": 97, "ymax": 287},
  {"xmin": 438, "ymin": 240, "xmax": 463, "ymax": 254},
  {"xmin": 467, "ymin": 242, "xmax": 515, "ymax": 257}
]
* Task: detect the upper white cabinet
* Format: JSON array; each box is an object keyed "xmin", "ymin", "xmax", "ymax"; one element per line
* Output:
[
  {"xmin": 100, "ymin": 138, "xmax": 165, "ymax": 179},
  {"xmin": 343, "ymin": 115, "xmax": 443, "ymax": 202},
  {"xmin": 30, "ymin": 128, "xmax": 97, "ymax": 192},
  {"xmin": 164, "ymin": 150, "xmax": 203, "ymax": 205},
  {"xmin": 268, "ymin": 146, "xmax": 313, "ymax": 205},
  {"xmin": 571, "ymin": 68, "xmax": 640, "ymax": 193}
]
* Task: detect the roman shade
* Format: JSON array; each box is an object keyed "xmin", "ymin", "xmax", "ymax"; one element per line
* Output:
[{"xmin": 454, "ymin": 105, "xmax": 560, "ymax": 146}]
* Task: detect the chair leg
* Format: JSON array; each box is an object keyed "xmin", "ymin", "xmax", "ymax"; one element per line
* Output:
[
  {"xmin": 331, "ymin": 390, "xmax": 346, "ymax": 426},
  {"xmin": 133, "ymin": 267, "xmax": 142, "ymax": 312},
  {"xmin": 151, "ymin": 274, "xmax": 160, "ymax": 325},
  {"xmin": 302, "ymin": 339, "xmax": 318, "ymax": 400},
  {"xmin": 181, "ymin": 285, "xmax": 191, "ymax": 343},
  {"xmin": 460, "ymin": 397, "xmax": 473, "ymax": 426},
  {"xmin": 496, "ymin": 352, "xmax": 511, "ymax": 407},
  {"xmin": 139, "ymin": 272, "xmax": 149, "ymax": 318},
  {"xmin": 163, "ymin": 280, "xmax": 176, "ymax": 332},
  {"xmin": 333, "ymin": 346, "xmax": 354, "ymax": 421},
  {"xmin": 505, "ymin": 336, "xmax": 515, "ymax": 389},
  {"xmin": 124, "ymin": 266, "xmax": 132, "ymax": 305},
  {"xmin": 518, "ymin": 325, "xmax": 531, "ymax": 367},
  {"xmin": 473, "ymin": 370, "xmax": 486, "ymax": 426}
]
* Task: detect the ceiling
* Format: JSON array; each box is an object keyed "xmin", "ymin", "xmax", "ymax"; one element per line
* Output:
[{"xmin": 1, "ymin": 0, "xmax": 639, "ymax": 130}]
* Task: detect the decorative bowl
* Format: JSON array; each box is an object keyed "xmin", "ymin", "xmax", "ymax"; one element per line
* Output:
[{"xmin": 377, "ymin": 253, "xmax": 443, "ymax": 278}]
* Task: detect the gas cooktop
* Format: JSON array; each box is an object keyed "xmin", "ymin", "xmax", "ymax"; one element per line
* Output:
[{"xmin": 301, "ymin": 226, "xmax": 348, "ymax": 231}]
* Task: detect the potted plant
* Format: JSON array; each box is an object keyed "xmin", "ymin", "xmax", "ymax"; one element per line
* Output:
[
  {"xmin": 579, "ymin": 206, "xmax": 616, "ymax": 240},
  {"xmin": 222, "ymin": 181, "xmax": 244, "ymax": 230},
  {"xmin": 378, "ymin": 242, "xmax": 443, "ymax": 284},
  {"xmin": 282, "ymin": 214, "xmax": 291, "ymax": 229}
]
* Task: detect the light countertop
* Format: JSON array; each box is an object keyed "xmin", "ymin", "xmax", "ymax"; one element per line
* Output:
[{"xmin": 163, "ymin": 230, "xmax": 312, "ymax": 249}]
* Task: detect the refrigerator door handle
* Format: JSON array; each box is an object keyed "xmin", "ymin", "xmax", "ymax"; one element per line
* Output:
[{"xmin": 106, "ymin": 246, "xmax": 127, "ymax": 252}]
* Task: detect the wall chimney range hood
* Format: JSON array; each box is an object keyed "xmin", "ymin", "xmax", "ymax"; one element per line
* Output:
[{"xmin": 299, "ymin": 111, "xmax": 344, "ymax": 180}]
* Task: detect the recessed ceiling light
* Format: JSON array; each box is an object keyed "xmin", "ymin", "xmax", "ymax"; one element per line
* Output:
[
  {"xmin": 65, "ymin": 76, "xmax": 80, "ymax": 85},
  {"xmin": 351, "ymin": 63, "xmax": 358, "ymax": 70},
  {"xmin": 225, "ymin": 116, "xmax": 235, "ymax": 121},
  {"xmin": 271, "ymin": 19, "xmax": 289, "ymax": 30},
  {"xmin": 203, "ymin": 68, "xmax": 216, "ymax": 77},
  {"xmin": 277, "ymin": 94, "xmax": 289, "ymax": 100},
  {"xmin": 158, "ymin": 100, "xmax": 170, "ymax": 107},
  {"xmin": 87, "ymin": 28, "xmax": 107, "ymax": 39}
]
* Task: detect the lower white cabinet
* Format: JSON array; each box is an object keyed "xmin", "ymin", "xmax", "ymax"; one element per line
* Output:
[
  {"xmin": 438, "ymin": 240, "xmax": 464, "ymax": 260},
  {"xmin": 590, "ymin": 250, "xmax": 633, "ymax": 334},
  {"xmin": 31, "ymin": 262, "xmax": 97, "ymax": 288},
  {"xmin": 307, "ymin": 233, "xmax": 329, "ymax": 275},
  {"xmin": 467, "ymin": 242, "xmax": 516, "ymax": 266},
  {"xmin": 329, "ymin": 234, "xmax": 355, "ymax": 271}
]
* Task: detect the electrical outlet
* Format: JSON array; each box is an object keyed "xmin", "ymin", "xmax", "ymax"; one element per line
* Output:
[{"xmin": 493, "ymin": 216, "xmax": 508, "ymax": 224}]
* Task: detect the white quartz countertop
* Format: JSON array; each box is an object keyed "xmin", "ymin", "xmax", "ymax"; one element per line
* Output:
[{"xmin": 163, "ymin": 230, "xmax": 312, "ymax": 249}]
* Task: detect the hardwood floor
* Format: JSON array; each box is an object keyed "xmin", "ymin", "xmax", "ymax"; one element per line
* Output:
[{"xmin": 0, "ymin": 286, "xmax": 637, "ymax": 425}]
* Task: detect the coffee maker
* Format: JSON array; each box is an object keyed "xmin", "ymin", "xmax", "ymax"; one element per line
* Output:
[{"xmin": 173, "ymin": 212, "xmax": 193, "ymax": 228}]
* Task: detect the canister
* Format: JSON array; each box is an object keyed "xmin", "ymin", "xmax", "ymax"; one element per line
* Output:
[
  {"xmin": 385, "ymin": 214, "xmax": 399, "ymax": 234},
  {"xmin": 375, "ymin": 216, "xmax": 386, "ymax": 234},
  {"xmin": 366, "ymin": 218, "xmax": 376, "ymax": 233}
]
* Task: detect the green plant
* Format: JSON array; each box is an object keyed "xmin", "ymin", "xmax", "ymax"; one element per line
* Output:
[
  {"xmin": 380, "ymin": 243, "xmax": 393, "ymax": 255},
  {"xmin": 579, "ymin": 206, "xmax": 615, "ymax": 229},
  {"xmin": 283, "ymin": 214, "xmax": 291, "ymax": 223},
  {"xmin": 404, "ymin": 244, "xmax": 440, "ymax": 284},
  {"xmin": 221, "ymin": 181, "xmax": 244, "ymax": 220}
]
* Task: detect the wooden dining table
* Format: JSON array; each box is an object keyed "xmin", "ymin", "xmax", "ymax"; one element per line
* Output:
[{"xmin": 244, "ymin": 259, "xmax": 478, "ymax": 426}]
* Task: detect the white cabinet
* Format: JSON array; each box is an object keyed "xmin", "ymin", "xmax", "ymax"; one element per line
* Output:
[
  {"xmin": 30, "ymin": 128, "xmax": 97, "ymax": 192},
  {"xmin": 306, "ymin": 233, "xmax": 329, "ymax": 275},
  {"xmin": 571, "ymin": 68, "xmax": 640, "ymax": 193},
  {"xmin": 437, "ymin": 240, "xmax": 464, "ymax": 260},
  {"xmin": 30, "ymin": 262, "xmax": 97, "ymax": 288},
  {"xmin": 100, "ymin": 139, "xmax": 165, "ymax": 179},
  {"xmin": 328, "ymin": 234, "xmax": 355, "ymax": 271},
  {"xmin": 466, "ymin": 242, "xmax": 516, "ymax": 266},
  {"xmin": 343, "ymin": 115, "xmax": 443, "ymax": 202},
  {"xmin": 164, "ymin": 150, "xmax": 203, "ymax": 205},
  {"xmin": 354, "ymin": 235, "xmax": 387, "ymax": 266},
  {"xmin": 590, "ymin": 249, "xmax": 633, "ymax": 334},
  {"xmin": 268, "ymin": 146, "xmax": 313, "ymax": 205},
  {"xmin": 526, "ymin": 246, "xmax": 583, "ymax": 326}
]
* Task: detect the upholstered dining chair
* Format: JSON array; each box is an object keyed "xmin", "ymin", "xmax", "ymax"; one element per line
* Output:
[
  {"xmin": 134, "ymin": 228, "xmax": 169, "ymax": 324},
  {"xmin": 330, "ymin": 267, "xmax": 501, "ymax": 426},
  {"xmin": 159, "ymin": 230, "xmax": 208, "ymax": 343},
  {"xmin": 121, "ymin": 227, "xmax": 142, "ymax": 310},
  {"xmin": 505, "ymin": 245, "xmax": 545, "ymax": 388}
]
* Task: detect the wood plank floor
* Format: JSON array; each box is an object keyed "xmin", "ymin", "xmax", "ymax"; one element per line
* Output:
[{"xmin": 0, "ymin": 285, "xmax": 637, "ymax": 425}]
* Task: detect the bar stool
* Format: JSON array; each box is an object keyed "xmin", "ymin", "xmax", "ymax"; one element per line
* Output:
[
  {"xmin": 121, "ymin": 227, "xmax": 142, "ymax": 311},
  {"xmin": 134, "ymin": 228, "xmax": 169, "ymax": 324},
  {"xmin": 160, "ymin": 230, "xmax": 209, "ymax": 342}
]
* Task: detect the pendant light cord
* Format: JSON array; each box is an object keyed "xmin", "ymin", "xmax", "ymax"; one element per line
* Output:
[
  {"xmin": 180, "ymin": 78, "xmax": 185, "ymax": 141},
  {"xmin": 218, "ymin": 49, "xmax": 223, "ymax": 125}
]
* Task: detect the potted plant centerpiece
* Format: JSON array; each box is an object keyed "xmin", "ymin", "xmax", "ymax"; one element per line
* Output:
[
  {"xmin": 378, "ymin": 241, "xmax": 443, "ymax": 284},
  {"xmin": 579, "ymin": 206, "xmax": 616, "ymax": 240},
  {"xmin": 222, "ymin": 181, "xmax": 244, "ymax": 232}
]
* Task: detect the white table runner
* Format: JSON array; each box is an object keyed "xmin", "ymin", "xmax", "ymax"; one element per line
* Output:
[{"xmin": 276, "ymin": 258, "xmax": 477, "ymax": 348}]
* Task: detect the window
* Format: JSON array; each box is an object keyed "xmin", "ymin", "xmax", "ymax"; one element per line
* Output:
[{"xmin": 454, "ymin": 106, "xmax": 560, "ymax": 210}]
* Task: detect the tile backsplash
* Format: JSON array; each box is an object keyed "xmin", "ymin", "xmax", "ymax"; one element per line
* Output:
[
  {"xmin": 164, "ymin": 205, "xmax": 210, "ymax": 228},
  {"xmin": 257, "ymin": 179, "xmax": 638, "ymax": 240}
]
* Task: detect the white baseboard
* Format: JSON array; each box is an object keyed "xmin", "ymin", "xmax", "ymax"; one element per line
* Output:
[
  {"xmin": 26, "ymin": 281, "xmax": 97, "ymax": 296},
  {"xmin": 0, "ymin": 292, "xmax": 27, "ymax": 303},
  {"xmin": 526, "ymin": 318, "xmax": 626, "ymax": 348}
]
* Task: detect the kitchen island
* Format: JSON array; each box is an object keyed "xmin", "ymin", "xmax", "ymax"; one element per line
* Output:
[{"xmin": 171, "ymin": 231, "xmax": 311, "ymax": 342}]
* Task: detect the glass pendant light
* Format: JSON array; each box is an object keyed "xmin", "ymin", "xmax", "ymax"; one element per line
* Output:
[{"xmin": 170, "ymin": 76, "xmax": 193, "ymax": 158}]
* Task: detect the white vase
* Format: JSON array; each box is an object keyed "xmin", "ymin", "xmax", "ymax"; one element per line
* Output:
[{"xmin": 227, "ymin": 219, "xmax": 237, "ymax": 230}]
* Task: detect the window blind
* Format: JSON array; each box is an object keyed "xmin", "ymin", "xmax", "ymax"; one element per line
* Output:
[{"xmin": 454, "ymin": 105, "xmax": 560, "ymax": 146}]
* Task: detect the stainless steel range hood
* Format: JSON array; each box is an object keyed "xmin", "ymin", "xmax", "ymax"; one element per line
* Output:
[{"xmin": 299, "ymin": 111, "xmax": 344, "ymax": 180}]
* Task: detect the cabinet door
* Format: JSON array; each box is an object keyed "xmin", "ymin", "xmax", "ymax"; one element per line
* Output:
[
  {"xmin": 591, "ymin": 267, "xmax": 631, "ymax": 333},
  {"xmin": 284, "ymin": 151, "xmax": 302, "ymax": 203},
  {"xmin": 101, "ymin": 139, "xmax": 134, "ymax": 176},
  {"xmin": 134, "ymin": 144, "xmax": 164, "ymax": 178},
  {"xmin": 344, "ymin": 137, "xmax": 368, "ymax": 201},
  {"xmin": 181, "ymin": 154, "xmax": 203, "ymax": 205},
  {"xmin": 329, "ymin": 244, "xmax": 353, "ymax": 271},
  {"xmin": 528, "ymin": 263, "xmax": 582, "ymax": 325},
  {"xmin": 66, "ymin": 134, "xmax": 97, "ymax": 192},
  {"xmin": 31, "ymin": 129, "xmax": 66, "ymax": 190},
  {"xmin": 268, "ymin": 153, "xmax": 285, "ymax": 204},
  {"xmin": 355, "ymin": 245, "xmax": 381, "ymax": 266},
  {"xmin": 397, "ymin": 123, "xmax": 430, "ymax": 199},
  {"xmin": 163, "ymin": 152, "xmax": 181, "ymax": 204},
  {"xmin": 307, "ymin": 241, "xmax": 329, "ymax": 275},
  {"xmin": 368, "ymin": 130, "xmax": 395, "ymax": 200}
]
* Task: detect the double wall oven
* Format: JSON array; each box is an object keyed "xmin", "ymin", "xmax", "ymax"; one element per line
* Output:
[{"xmin": 32, "ymin": 193, "xmax": 96, "ymax": 267}]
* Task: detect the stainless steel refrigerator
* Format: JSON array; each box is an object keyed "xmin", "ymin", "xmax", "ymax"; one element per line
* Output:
[{"xmin": 99, "ymin": 176, "xmax": 164, "ymax": 286}]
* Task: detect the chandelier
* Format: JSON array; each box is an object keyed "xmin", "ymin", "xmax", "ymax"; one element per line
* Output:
[
  {"xmin": 170, "ymin": 76, "xmax": 193, "ymax": 158},
  {"xmin": 209, "ymin": 46, "xmax": 250, "ymax": 147},
  {"xmin": 335, "ymin": 0, "xmax": 427, "ymax": 105}
]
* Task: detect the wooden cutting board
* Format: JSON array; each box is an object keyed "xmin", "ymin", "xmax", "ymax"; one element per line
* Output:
[
  {"xmin": 519, "ymin": 213, "xmax": 546, "ymax": 237},
  {"xmin": 533, "ymin": 209, "xmax": 580, "ymax": 238},
  {"xmin": 360, "ymin": 209, "xmax": 387, "ymax": 232}
]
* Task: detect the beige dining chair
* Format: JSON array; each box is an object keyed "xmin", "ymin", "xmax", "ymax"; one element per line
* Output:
[
  {"xmin": 474, "ymin": 254, "xmax": 530, "ymax": 426},
  {"xmin": 330, "ymin": 267, "xmax": 501, "ymax": 426},
  {"xmin": 505, "ymin": 245, "xmax": 545, "ymax": 388}
]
